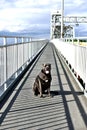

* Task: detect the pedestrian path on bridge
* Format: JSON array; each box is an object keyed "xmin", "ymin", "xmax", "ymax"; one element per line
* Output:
[{"xmin": 0, "ymin": 42, "xmax": 87, "ymax": 130}]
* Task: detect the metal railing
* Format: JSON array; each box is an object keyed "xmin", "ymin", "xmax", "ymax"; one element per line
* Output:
[
  {"xmin": 0, "ymin": 36, "xmax": 48, "ymax": 98},
  {"xmin": 51, "ymin": 38, "xmax": 87, "ymax": 97}
]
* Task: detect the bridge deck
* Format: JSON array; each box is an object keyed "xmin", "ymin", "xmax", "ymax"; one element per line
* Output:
[{"xmin": 0, "ymin": 43, "xmax": 87, "ymax": 130}]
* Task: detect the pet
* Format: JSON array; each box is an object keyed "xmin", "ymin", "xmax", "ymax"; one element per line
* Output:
[{"xmin": 32, "ymin": 63, "xmax": 52, "ymax": 97}]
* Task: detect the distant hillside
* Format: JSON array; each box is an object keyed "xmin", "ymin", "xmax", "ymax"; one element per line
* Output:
[
  {"xmin": 0, "ymin": 31, "xmax": 20, "ymax": 36},
  {"xmin": 0, "ymin": 29, "xmax": 50, "ymax": 38}
]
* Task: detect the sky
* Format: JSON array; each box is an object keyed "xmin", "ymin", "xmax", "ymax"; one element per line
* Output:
[{"xmin": 0, "ymin": 0, "xmax": 87, "ymax": 37}]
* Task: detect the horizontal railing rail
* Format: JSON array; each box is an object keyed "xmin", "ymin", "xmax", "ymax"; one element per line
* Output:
[
  {"xmin": 0, "ymin": 36, "xmax": 48, "ymax": 99},
  {"xmin": 51, "ymin": 38, "xmax": 87, "ymax": 97}
]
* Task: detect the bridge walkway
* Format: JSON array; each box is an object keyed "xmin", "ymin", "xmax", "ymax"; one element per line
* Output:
[{"xmin": 0, "ymin": 42, "xmax": 87, "ymax": 130}]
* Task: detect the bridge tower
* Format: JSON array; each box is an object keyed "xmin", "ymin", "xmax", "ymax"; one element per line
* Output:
[
  {"xmin": 50, "ymin": 10, "xmax": 61, "ymax": 39},
  {"xmin": 50, "ymin": 10, "xmax": 87, "ymax": 39}
]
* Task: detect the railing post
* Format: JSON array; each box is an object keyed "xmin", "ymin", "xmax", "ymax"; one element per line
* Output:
[
  {"xmin": 72, "ymin": 38, "xmax": 73, "ymax": 44},
  {"xmin": 78, "ymin": 39, "xmax": 79, "ymax": 45},
  {"xmin": 3, "ymin": 37, "xmax": 7, "ymax": 91},
  {"xmin": 27, "ymin": 38, "xmax": 30, "ymax": 65},
  {"xmin": 76, "ymin": 39, "xmax": 79, "ymax": 78},
  {"xmin": 22, "ymin": 37, "xmax": 24, "ymax": 70},
  {"xmin": 84, "ymin": 47, "xmax": 87, "ymax": 97},
  {"xmin": 30, "ymin": 38, "xmax": 32, "ymax": 60},
  {"xmin": 15, "ymin": 37, "xmax": 18, "ymax": 78},
  {"xmin": 30, "ymin": 37, "xmax": 32, "ymax": 42}
]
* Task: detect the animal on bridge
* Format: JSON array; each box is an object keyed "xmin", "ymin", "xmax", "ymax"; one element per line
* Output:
[{"xmin": 32, "ymin": 63, "xmax": 52, "ymax": 97}]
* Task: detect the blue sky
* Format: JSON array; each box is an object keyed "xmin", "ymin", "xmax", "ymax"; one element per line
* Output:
[{"xmin": 0, "ymin": 0, "xmax": 87, "ymax": 37}]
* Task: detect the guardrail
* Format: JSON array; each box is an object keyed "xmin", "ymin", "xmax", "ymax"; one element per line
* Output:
[
  {"xmin": 0, "ymin": 36, "xmax": 48, "ymax": 99},
  {"xmin": 51, "ymin": 38, "xmax": 87, "ymax": 97}
]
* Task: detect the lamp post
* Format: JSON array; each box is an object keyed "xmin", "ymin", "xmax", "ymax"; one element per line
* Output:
[{"xmin": 61, "ymin": 0, "xmax": 64, "ymax": 38}]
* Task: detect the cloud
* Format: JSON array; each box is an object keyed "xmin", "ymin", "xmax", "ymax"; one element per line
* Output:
[
  {"xmin": 0, "ymin": 0, "xmax": 53, "ymax": 32},
  {"xmin": 0, "ymin": 0, "xmax": 87, "ymax": 35},
  {"xmin": 64, "ymin": 0, "xmax": 85, "ymax": 15}
]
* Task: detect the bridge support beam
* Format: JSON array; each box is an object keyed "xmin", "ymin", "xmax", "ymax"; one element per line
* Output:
[{"xmin": 61, "ymin": 0, "xmax": 64, "ymax": 38}]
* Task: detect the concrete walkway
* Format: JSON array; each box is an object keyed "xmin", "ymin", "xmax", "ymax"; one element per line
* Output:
[{"xmin": 0, "ymin": 43, "xmax": 87, "ymax": 130}]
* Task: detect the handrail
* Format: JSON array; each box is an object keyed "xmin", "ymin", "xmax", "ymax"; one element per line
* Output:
[
  {"xmin": 0, "ymin": 36, "xmax": 48, "ymax": 100},
  {"xmin": 51, "ymin": 38, "xmax": 87, "ymax": 97}
]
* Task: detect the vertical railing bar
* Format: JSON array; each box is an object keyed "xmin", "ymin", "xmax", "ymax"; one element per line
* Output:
[
  {"xmin": 30, "ymin": 38, "xmax": 32, "ymax": 60},
  {"xmin": 27, "ymin": 38, "xmax": 29, "ymax": 65},
  {"xmin": 84, "ymin": 46, "xmax": 87, "ymax": 97},
  {"xmin": 3, "ymin": 37, "xmax": 7, "ymax": 91},
  {"xmin": 15, "ymin": 37, "xmax": 18, "ymax": 78},
  {"xmin": 22, "ymin": 37, "xmax": 24, "ymax": 70},
  {"xmin": 76, "ymin": 39, "xmax": 79, "ymax": 78}
]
